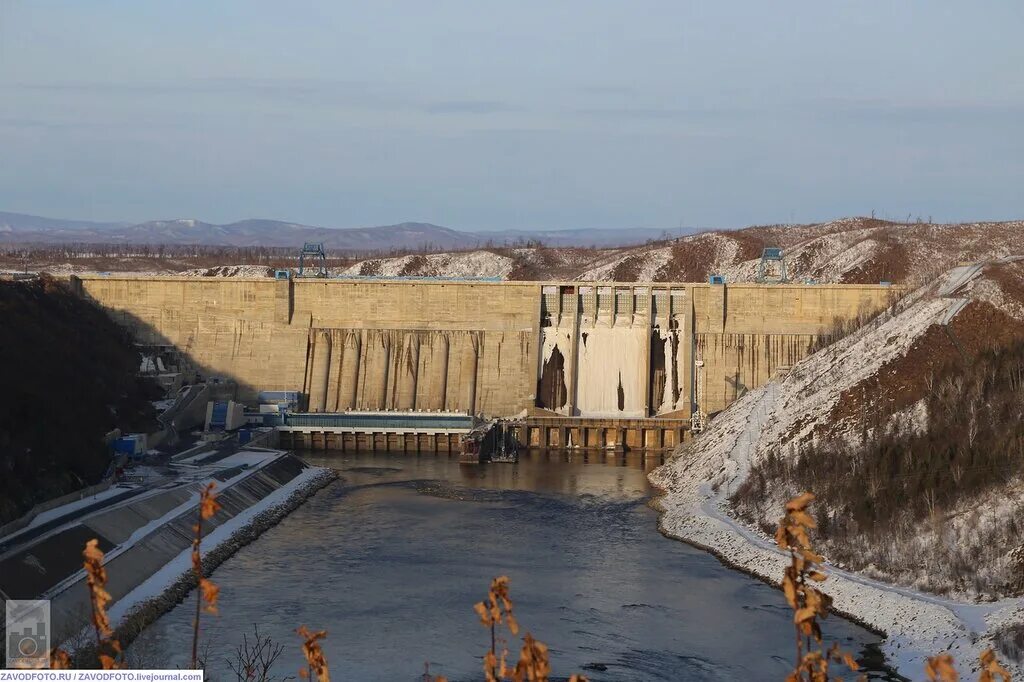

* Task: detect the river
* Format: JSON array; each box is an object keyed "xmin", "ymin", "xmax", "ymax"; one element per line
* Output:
[{"xmin": 137, "ymin": 451, "xmax": 898, "ymax": 681}]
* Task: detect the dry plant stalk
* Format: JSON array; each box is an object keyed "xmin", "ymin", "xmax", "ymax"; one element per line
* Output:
[
  {"xmin": 49, "ymin": 649, "xmax": 72, "ymax": 669},
  {"xmin": 780, "ymin": 494, "xmax": 1014, "ymax": 682},
  {"xmin": 475, "ymin": 576, "xmax": 518, "ymax": 681},
  {"xmin": 926, "ymin": 653, "xmax": 959, "ymax": 682},
  {"xmin": 296, "ymin": 626, "xmax": 331, "ymax": 682},
  {"xmin": 775, "ymin": 493, "xmax": 861, "ymax": 682},
  {"xmin": 929, "ymin": 649, "xmax": 1015, "ymax": 682},
  {"xmin": 511, "ymin": 634, "xmax": 550, "ymax": 682},
  {"xmin": 83, "ymin": 538, "xmax": 122, "ymax": 669},
  {"xmin": 978, "ymin": 649, "xmax": 1011, "ymax": 682},
  {"xmin": 472, "ymin": 576, "xmax": 587, "ymax": 682},
  {"xmin": 190, "ymin": 482, "xmax": 222, "ymax": 669}
]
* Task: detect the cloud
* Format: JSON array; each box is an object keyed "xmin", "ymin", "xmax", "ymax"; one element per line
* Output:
[
  {"xmin": 572, "ymin": 106, "xmax": 753, "ymax": 122},
  {"xmin": 573, "ymin": 85, "xmax": 639, "ymax": 96},
  {"xmin": 4, "ymin": 77, "xmax": 411, "ymax": 111},
  {"xmin": 424, "ymin": 100, "xmax": 518, "ymax": 114},
  {"xmin": 810, "ymin": 96, "xmax": 1024, "ymax": 125},
  {"xmin": 5, "ymin": 78, "xmax": 530, "ymax": 120}
]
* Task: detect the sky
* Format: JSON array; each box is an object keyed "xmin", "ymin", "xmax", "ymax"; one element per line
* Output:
[{"xmin": 1, "ymin": 1, "xmax": 1023, "ymax": 232}]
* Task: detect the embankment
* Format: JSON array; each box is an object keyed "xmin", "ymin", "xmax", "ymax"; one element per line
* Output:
[
  {"xmin": 107, "ymin": 465, "xmax": 337, "ymax": 660},
  {"xmin": 25, "ymin": 450, "xmax": 336, "ymax": 650}
]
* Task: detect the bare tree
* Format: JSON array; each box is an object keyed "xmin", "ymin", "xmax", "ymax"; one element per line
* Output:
[{"xmin": 226, "ymin": 625, "xmax": 292, "ymax": 682}]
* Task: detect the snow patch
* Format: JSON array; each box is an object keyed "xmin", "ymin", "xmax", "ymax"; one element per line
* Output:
[{"xmin": 342, "ymin": 250, "xmax": 514, "ymax": 278}]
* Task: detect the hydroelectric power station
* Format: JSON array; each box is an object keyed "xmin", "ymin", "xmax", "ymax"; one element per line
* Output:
[{"xmin": 68, "ymin": 274, "xmax": 898, "ymax": 453}]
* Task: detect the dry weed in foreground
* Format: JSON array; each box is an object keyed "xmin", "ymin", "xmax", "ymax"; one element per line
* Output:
[
  {"xmin": 776, "ymin": 492, "xmax": 861, "ymax": 681},
  {"xmin": 780, "ymin": 493, "xmax": 1014, "ymax": 682},
  {"xmin": 84, "ymin": 538, "xmax": 123, "ymax": 668},
  {"xmin": 475, "ymin": 576, "xmax": 517, "ymax": 681},
  {"xmin": 978, "ymin": 649, "xmax": 1012, "ymax": 682},
  {"xmin": 296, "ymin": 626, "xmax": 330, "ymax": 682},
  {"xmin": 927, "ymin": 649, "xmax": 1014, "ymax": 682},
  {"xmin": 926, "ymin": 652, "xmax": 958, "ymax": 681},
  {"xmin": 470, "ymin": 576, "xmax": 588, "ymax": 682},
  {"xmin": 190, "ymin": 482, "xmax": 222, "ymax": 669},
  {"xmin": 49, "ymin": 648, "xmax": 72, "ymax": 669}
]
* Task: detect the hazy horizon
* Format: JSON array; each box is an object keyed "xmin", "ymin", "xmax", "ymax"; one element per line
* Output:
[{"xmin": 2, "ymin": 1, "xmax": 1022, "ymax": 231}]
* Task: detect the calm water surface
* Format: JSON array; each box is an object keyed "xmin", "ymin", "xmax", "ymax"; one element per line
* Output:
[{"xmin": 140, "ymin": 451, "xmax": 897, "ymax": 681}]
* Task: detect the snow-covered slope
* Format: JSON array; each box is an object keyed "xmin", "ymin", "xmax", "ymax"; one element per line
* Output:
[
  {"xmin": 338, "ymin": 247, "xmax": 620, "ymax": 280},
  {"xmin": 178, "ymin": 264, "xmax": 274, "ymax": 277},
  {"xmin": 650, "ymin": 258, "xmax": 1024, "ymax": 679},
  {"xmin": 340, "ymin": 250, "xmax": 515, "ymax": 278},
  {"xmin": 576, "ymin": 218, "xmax": 1024, "ymax": 284},
  {"xmin": 331, "ymin": 217, "xmax": 1024, "ymax": 284}
]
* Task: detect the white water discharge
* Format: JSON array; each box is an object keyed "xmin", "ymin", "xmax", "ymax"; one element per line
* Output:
[{"xmin": 575, "ymin": 326, "xmax": 646, "ymax": 417}]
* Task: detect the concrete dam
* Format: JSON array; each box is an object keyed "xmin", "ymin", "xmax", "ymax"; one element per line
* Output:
[{"xmin": 71, "ymin": 275, "xmax": 898, "ymax": 445}]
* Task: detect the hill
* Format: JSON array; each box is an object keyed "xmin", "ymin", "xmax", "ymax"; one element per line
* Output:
[
  {"xmin": 650, "ymin": 257, "xmax": 1024, "ymax": 675},
  {"xmin": 0, "ymin": 210, "xmax": 689, "ymax": 251},
  {"xmin": 577, "ymin": 217, "xmax": 1024, "ymax": 284},
  {"xmin": 0, "ymin": 276, "xmax": 160, "ymax": 524},
  {"xmin": 7, "ymin": 214, "xmax": 1024, "ymax": 287},
  {"xmin": 337, "ymin": 217, "xmax": 1024, "ymax": 284},
  {"xmin": 0, "ymin": 211, "xmax": 127, "ymax": 234}
]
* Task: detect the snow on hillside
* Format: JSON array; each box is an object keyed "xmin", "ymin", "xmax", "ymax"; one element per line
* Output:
[
  {"xmin": 24, "ymin": 216, "xmax": 1024, "ymax": 285},
  {"xmin": 577, "ymin": 246, "xmax": 673, "ymax": 281},
  {"xmin": 333, "ymin": 217, "xmax": 1024, "ymax": 285},
  {"xmin": 178, "ymin": 265, "xmax": 274, "ymax": 277},
  {"xmin": 341, "ymin": 250, "xmax": 515, "ymax": 278},
  {"xmin": 650, "ymin": 258, "xmax": 1024, "ymax": 679},
  {"xmin": 576, "ymin": 218, "xmax": 1024, "ymax": 284}
]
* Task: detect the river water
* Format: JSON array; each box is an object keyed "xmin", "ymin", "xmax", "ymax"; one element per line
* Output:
[{"xmin": 139, "ymin": 451, "xmax": 897, "ymax": 681}]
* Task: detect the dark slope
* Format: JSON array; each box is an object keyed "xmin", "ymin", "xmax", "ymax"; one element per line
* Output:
[{"xmin": 0, "ymin": 276, "xmax": 159, "ymax": 524}]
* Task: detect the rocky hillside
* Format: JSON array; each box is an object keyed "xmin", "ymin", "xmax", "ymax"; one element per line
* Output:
[
  {"xmin": 578, "ymin": 218, "xmax": 1024, "ymax": 285},
  {"xmin": 335, "ymin": 217, "xmax": 1024, "ymax": 284},
  {"xmin": 0, "ymin": 276, "xmax": 160, "ymax": 524}
]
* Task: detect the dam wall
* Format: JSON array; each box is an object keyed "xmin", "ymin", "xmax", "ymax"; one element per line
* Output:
[{"xmin": 72, "ymin": 275, "xmax": 899, "ymax": 419}]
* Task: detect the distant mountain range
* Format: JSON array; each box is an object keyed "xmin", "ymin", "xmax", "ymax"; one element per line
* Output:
[{"xmin": 0, "ymin": 211, "xmax": 698, "ymax": 251}]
